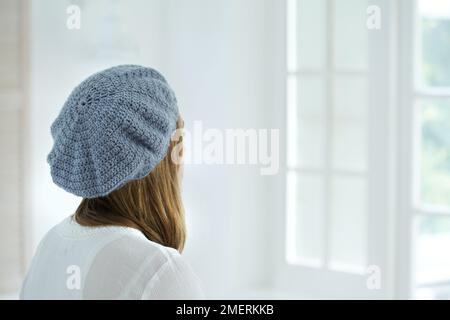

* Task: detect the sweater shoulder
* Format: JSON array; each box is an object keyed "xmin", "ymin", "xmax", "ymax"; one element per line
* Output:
[{"xmin": 81, "ymin": 233, "xmax": 181, "ymax": 299}]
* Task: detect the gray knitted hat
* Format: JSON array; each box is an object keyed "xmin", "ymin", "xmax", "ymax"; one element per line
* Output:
[{"xmin": 47, "ymin": 65, "xmax": 179, "ymax": 198}]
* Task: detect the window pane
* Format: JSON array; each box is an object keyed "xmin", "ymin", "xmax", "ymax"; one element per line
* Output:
[
  {"xmin": 333, "ymin": 75, "xmax": 368, "ymax": 121},
  {"xmin": 333, "ymin": 0, "xmax": 368, "ymax": 70},
  {"xmin": 330, "ymin": 176, "xmax": 367, "ymax": 271},
  {"xmin": 298, "ymin": 118, "xmax": 325, "ymax": 169},
  {"xmin": 420, "ymin": 99, "xmax": 450, "ymax": 207},
  {"xmin": 287, "ymin": 75, "xmax": 326, "ymax": 169},
  {"xmin": 287, "ymin": 0, "xmax": 297, "ymax": 72},
  {"xmin": 332, "ymin": 122, "xmax": 367, "ymax": 172},
  {"xmin": 415, "ymin": 215, "xmax": 450, "ymax": 299},
  {"xmin": 418, "ymin": 0, "xmax": 450, "ymax": 87},
  {"xmin": 287, "ymin": 75, "xmax": 298, "ymax": 167},
  {"xmin": 297, "ymin": 0, "xmax": 326, "ymax": 69},
  {"xmin": 298, "ymin": 75, "xmax": 326, "ymax": 118},
  {"xmin": 332, "ymin": 74, "xmax": 368, "ymax": 171},
  {"xmin": 297, "ymin": 75, "xmax": 326, "ymax": 168},
  {"xmin": 287, "ymin": 171, "xmax": 325, "ymax": 264}
]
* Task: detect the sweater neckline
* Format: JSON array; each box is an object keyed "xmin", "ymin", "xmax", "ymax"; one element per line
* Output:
[{"xmin": 56, "ymin": 215, "xmax": 147, "ymax": 240}]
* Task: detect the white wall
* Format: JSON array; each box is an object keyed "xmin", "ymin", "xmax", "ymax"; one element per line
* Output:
[
  {"xmin": 28, "ymin": 0, "xmax": 280, "ymax": 298},
  {"xmin": 0, "ymin": 0, "xmax": 25, "ymax": 293},
  {"xmin": 163, "ymin": 0, "xmax": 280, "ymax": 298},
  {"xmin": 29, "ymin": 0, "xmax": 167, "ymax": 252},
  {"xmin": 163, "ymin": 0, "xmax": 282, "ymax": 296}
]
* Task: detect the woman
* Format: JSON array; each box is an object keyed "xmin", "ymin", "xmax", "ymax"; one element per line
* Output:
[{"xmin": 20, "ymin": 65, "xmax": 204, "ymax": 299}]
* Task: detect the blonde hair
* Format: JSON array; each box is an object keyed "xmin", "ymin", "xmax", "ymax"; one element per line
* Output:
[{"xmin": 74, "ymin": 117, "xmax": 186, "ymax": 252}]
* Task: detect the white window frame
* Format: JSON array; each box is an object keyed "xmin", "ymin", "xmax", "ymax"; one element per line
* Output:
[
  {"xmin": 398, "ymin": 0, "xmax": 450, "ymax": 298},
  {"xmin": 274, "ymin": 0, "xmax": 403, "ymax": 299}
]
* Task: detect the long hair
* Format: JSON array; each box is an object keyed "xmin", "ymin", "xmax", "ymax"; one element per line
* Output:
[{"xmin": 74, "ymin": 117, "xmax": 186, "ymax": 252}]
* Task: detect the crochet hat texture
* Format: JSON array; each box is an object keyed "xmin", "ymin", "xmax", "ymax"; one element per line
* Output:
[{"xmin": 47, "ymin": 65, "xmax": 179, "ymax": 198}]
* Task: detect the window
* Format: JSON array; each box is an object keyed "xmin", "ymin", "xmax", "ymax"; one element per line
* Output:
[
  {"xmin": 282, "ymin": 0, "xmax": 395, "ymax": 299},
  {"xmin": 286, "ymin": 0, "xmax": 369, "ymax": 273},
  {"xmin": 282, "ymin": 0, "xmax": 450, "ymax": 299},
  {"xmin": 413, "ymin": 0, "xmax": 450, "ymax": 299}
]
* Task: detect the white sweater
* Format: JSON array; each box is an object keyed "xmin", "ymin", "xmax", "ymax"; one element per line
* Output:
[{"xmin": 20, "ymin": 216, "xmax": 205, "ymax": 299}]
